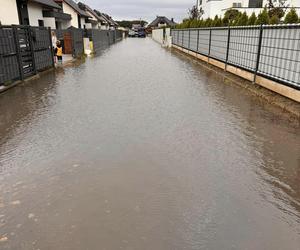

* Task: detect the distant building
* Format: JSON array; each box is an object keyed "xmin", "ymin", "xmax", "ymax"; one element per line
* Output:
[
  {"xmin": 148, "ymin": 16, "xmax": 177, "ymax": 28},
  {"xmin": 78, "ymin": 2, "xmax": 103, "ymax": 29},
  {"xmin": 197, "ymin": 0, "xmax": 300, "ymax": 19}
]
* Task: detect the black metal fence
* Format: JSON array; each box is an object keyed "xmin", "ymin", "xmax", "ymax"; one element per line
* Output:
[
  {"xmin": 0, "ymin": 25, "xmax": 54, "ymax": 86},
  {"xmin": 86, "ymin": 30, "xmax": 123, "ymax": 53},
  {"xmin": 172, "ymin": 25, "xmax": 300, "ymax": 90}
]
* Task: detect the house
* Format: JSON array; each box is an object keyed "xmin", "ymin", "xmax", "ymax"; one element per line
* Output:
[
  {"xmin": 148, "ymin": 16, "xmax": 177, "ymax": 28},
  {"xmin": 0, "ymin": 0, "xmax": 68, "ymax": 28},
  {"xmin": 78, "ymin": 2, "xmax": 106, "ymax": 29},
  {"xmin": 102, "ymin": 13, "xmax": 119, "ymax": 30},
  {"xmin": 54, "ymin": 0, "xmax": 90, "ymax": 29},
  {"xmin": 0, "ymin": 0, "xmax": 19, "ymax": 25},
  {"xmin": 197, "ymin": 0, "xmax": 300, "ymax": 19}
]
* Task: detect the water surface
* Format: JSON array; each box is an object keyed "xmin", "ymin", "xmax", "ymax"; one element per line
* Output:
[{"xmin": 0, "ymin": 38, "xmax": 299, "ymax": 250}]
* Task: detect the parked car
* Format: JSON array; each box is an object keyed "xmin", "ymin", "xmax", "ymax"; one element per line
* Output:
[
  {"xmin": 128, "ymin": 30, "xmax": 137, "ymax": 37},
  {"xmin": 138, "ymin": 28, "xmax": 146, "ymax": 38}
]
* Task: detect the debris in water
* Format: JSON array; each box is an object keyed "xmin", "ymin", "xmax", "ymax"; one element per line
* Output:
[
  {"xmin": 0, "ymin": 236, "xmax": 8, "ymax": 242},
  {"xmin": 28, "ymin": 213, "xmax": 35, "ymax": 219},
  {"xmin": 10, "ymin": 200, "xmax": 21, "ymax": 205}
]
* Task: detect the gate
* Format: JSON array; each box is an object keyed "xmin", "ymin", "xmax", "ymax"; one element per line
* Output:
[
  {"xmin": 0, "ymin": 25, "xmax": 54, "ymax": 86},
  {"xmin": 64, "ymin": 32, "xmax": 72, "ymax": 54},
  {"xmin": 15, "ymin": 26, "xmax": 36, "ymax": 79}
]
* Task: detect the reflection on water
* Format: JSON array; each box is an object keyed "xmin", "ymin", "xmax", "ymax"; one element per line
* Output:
[{"xmin": 0, "ymin": 38, "xmax": 299, "ymax": 250}]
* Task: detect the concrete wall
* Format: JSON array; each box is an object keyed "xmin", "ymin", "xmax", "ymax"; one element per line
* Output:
[
  {"xmin": 0, "ymin": 0, "xmax": 19, "ymax": 25},
  {"xmin": 152, "ymin": 28, "xmax": 172, "ymax": 47}
]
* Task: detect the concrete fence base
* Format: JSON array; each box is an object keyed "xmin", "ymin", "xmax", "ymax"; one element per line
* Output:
[{"xmin": 172, "ymin": 44, "xmax": 300, "ymax": 103}]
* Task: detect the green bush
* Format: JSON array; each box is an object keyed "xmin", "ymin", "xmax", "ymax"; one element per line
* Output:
[
  {"xmin": 256, "ymin": 8, "xmax": 270, "ymax": 25},
  {"xmin": 270, "ymin": 15, "xmax": 280, "ymax": 24},
  {"xmin": 236, "ymin": 12, "xmax": 248, "ymax": 26},
  {"xmin": 247, "ymin": 12, "xmax": 257, "ymax": 25},
  {"xmin": 284, "ymin": 8, "xmax": 299, "ymax": 24}
]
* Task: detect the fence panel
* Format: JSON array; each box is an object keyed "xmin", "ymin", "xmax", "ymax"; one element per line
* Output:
[
  {"xmin": 33, "ymin": 27, "xmax": 53, "ymax": 71},
  {"xmin": 171, "ymin": 25, "xmax": 300, "ymax": 89},
  {"xmin": 210, "ymin": 28, "xmax": 228, "ymax": 62},
  {"xmin": 228, "ymin": 27, "xmax": 260, "ymax": 72},
  {"xmin": 72, "ymin": 28, "xmax": 84, "ymax": 58},
  {"xmin": 197, "ymin": 29, "xmax": 210, "ymax": 56},
  {"xmin": 0, "ymin": 27, "xmax": 20, "ymax": 85},
  {"xmin": 190, "ymin": 29, "xmax": 198, "ymax": 51},
  {"xmin": 258, "ymin": 26, "xmax": 300, "ymax": 88},
  {"xmin": 183, "ymin": 30, "xmax": 189, "ymax": 48}
]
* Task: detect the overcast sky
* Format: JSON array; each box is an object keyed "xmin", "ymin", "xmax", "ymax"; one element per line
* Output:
[{"xmin": 79, "ymin": 0, "xmax": 194, "ymax": 22}]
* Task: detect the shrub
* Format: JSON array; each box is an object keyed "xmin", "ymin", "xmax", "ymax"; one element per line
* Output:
[
  {"xmin": 236, "ymin": 12, "xmax": 248, "ymax": 26},
  {"xmin": 284, "ymin": 8, "xmax": 299, "ymax": 24},
  {"xmin": 256, "ymin": 8, "xmax": 270, "ymax": 25},
  {"xmin": 270, "ymin": 15, "xmax": 280, "ymax": 24},
  {"xmin": 247, "ymin": 12, "xmax": 257, "ymax": 25}
]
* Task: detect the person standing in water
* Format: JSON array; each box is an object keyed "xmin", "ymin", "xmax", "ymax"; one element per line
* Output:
[{"xmin": 55, "ymin": 40, "xmax": 63, "ymax": 64}]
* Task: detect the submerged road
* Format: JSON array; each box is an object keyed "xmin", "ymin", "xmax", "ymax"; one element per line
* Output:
[{"xmin": 0, "ymin": 38, "xmax": 299, "ymax": 250}]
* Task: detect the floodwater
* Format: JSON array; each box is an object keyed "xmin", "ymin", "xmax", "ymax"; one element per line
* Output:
[{"xmin": 0, "ymin": 38, "xmax": 299, "ymax": 250}]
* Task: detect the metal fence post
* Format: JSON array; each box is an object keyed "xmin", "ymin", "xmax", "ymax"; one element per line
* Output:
[
  {"xmin": 254, "ymin": 25, "xmax": 264, "ymax": 83},
  {"xmin": 28, "ymin": 27, "xmax": 37, "ymax": 74},
  {"xmin": 208, "ymin": 28, "xmax": 212, "ymax": 57},
  {"xmin": 196, "ymin": 29, "xmax": 200, "ymax": 52},
  {"xmin": 182, "ymin": 30, "xmax": 184, "ymax": 47},
  {"xmin": 188, "ymin": 29, "xmax": 191, "ymax": 49},
  {"xmin": 48, "ymin": 27, "xmax": 55, "ymax": 68},
  {"xmin": 225, "ymin": 26, "xmax": 231, "ymax": 71},
  {"xmin": 12, "ymin": 26, "xmax": 24, "ymax": 80}
]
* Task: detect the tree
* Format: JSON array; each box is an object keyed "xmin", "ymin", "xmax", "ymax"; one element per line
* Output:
[
  {"xmin": 256, "ymin": 8, "xmax": 270, "ymax": 24},
  {"xmin": 247, "ymin": 12, "xmax": 257, "ymax": 25},
  {"xmin": 224, "ymin": 9, "xmax": 241, "ymax": 25},
  {"xmin": 204, "ymin": 18, "xmax": 213, "ymax": 27},
  {"xmin": 236, "ymin": 12, "xmax": 248, "ymax": 26},
  {"xmin": 284, "ymin": 8, "xmax": 299, "ymax": 23},
  {"xmin": 189, "ymin": 5, "xmax": 200, "ymax": 20},
  {"xmin": 212, "ymin": 15, "xmax": 222, "ymax": 27},
  {"xmin": 267, "ymin": 0, "xmax": 287, "ymax": 20}
]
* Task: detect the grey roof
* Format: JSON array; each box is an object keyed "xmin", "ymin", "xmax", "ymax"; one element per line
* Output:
[
  {"xmin": 148, "ymin": 16, "xmax": 177, "ymax": 27},
  {"xmin": 102, "ymin": 13, "xmax": 118, "ymax": 26},
  {"xmin": 61, "ymin": 0, "xmax": 89, "ymax": 17},
  {"xmin": 31, "ymin": 0, "xmax": 61, "ymax": 9},
  {"xmin": 78, "ymin": 2, "xmax": 106, "ymax": 23}
]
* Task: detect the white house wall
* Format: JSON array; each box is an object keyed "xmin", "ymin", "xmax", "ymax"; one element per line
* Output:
[
  {"xmin": 199, "ymin": 0, "xmax": 300, "ymax": 18},
  {"xmin": 27, "ymin": 2, "xmax": 44, "ymax": 26},
  {"xmin": 0, "ymin": 0, "xmax": 19, "ymax": 25},
  {"xmin": 80, "ymin": 17, "xmax": 86, "ymax": 29},
  {"xmin": 44, "ymin": 17, "xmax": 56, "ymax": 29},
  {"xmin": 62, "ymin": 2, "xmax": 79, "ymax": 28}
]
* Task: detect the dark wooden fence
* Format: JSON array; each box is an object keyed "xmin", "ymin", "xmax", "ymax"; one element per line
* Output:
[{"xmin": 0, "ymin": 25, "xmax": 54, "ymax": 86}]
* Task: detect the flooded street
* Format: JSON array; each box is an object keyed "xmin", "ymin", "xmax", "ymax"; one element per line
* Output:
[{"xmin": 0, "ymin": 38, "xmax": 299, "ymax": 250}]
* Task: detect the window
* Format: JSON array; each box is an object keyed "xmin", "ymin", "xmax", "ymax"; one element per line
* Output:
[
  {"xmin": 38, "ymin": 20, "xmax": 44, "ymax": 27},
  {"xmin": 232, "ymin": 2, "xmax": 242, "ymax": 7},
  {"xmin": 248, "ymin": 0, "xmax": 263, "ymax": 8}
]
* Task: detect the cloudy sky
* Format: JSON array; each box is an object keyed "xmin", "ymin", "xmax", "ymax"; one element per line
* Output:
[{"xmin": 80, "ymin": 0, "xmax": 194, "ymax": 22}]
